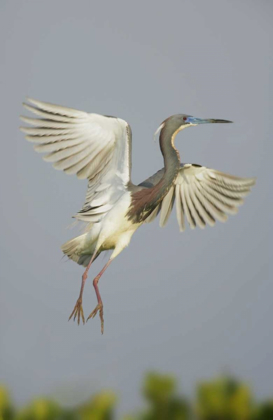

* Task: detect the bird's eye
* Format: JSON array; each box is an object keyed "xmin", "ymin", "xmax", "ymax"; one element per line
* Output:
[{"xmin": 183, "ymin": 117, "xmax": 188, "ymax": 121}]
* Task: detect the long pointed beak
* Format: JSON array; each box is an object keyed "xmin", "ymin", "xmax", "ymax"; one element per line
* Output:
[{"xmin": 187, "ymin": 117, "xmax": 233, "ymax": 124}]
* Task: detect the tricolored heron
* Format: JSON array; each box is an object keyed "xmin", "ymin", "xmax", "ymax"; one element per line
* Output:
[{"xmin": 20, "ymin": 98, "xmax": 255, "ymax": 333}]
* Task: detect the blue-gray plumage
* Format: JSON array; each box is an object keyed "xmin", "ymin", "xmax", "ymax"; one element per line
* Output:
[{"xmin": 20, "ymin": 99, "xmax": 255, "ymax": 334}]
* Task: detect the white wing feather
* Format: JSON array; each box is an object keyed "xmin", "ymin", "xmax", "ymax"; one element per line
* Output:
[
  {"xmin": 143, "ymin": 164, "xmax": 255, "ymax": 230},
  {"xmin": 20, "ymin": 98, "xmax": 131, "ymax": 222},
  {"xmin": 175, "ymin": 164, "xmax": 255, "ymax": 231}
]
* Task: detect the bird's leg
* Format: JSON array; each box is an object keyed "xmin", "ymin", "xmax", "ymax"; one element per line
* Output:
[
  {"xmin": 68, "ymin": 251, "xmax": 98, "ymax": 325},
  {"xmin": 68, "ymin": 273, "xmax": 87, "ymax": 325},
  {"xmin": 87, "ymin": 259, "xmax": 112, "ymax": 334}
]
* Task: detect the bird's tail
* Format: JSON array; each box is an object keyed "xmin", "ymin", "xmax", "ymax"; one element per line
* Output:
[{"xmin": 61, "ymin": 233, "xmax": 96, "ymax": 267}]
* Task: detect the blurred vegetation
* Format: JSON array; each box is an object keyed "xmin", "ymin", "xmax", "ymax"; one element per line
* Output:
[{"xmin": 1, "ymin": 373, "xmax": 273, "ymax": 420}]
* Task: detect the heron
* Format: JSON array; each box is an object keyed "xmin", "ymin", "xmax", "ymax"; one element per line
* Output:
[{"xmin": 20, "ymin": 98, "xmax": 255, "ymax": 333}]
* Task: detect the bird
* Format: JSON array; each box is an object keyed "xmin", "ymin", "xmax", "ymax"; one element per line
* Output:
[{"xmin": 20, "ymin": 98, "xmax": 255, "ymax": 334}]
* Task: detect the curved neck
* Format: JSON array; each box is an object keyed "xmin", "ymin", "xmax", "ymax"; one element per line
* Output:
[
  {"xmin": 127, "ymin": 125, "xmax": 181, "ymax": 223},
  {"xmin": 159, "ymin": 125, "xmax": 181, "ymax": 190}
]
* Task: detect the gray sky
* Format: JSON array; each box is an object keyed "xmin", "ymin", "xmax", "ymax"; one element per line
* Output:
[{"xmin": 0, "ymin": 0, "xmax": 272, "ymax": 415}]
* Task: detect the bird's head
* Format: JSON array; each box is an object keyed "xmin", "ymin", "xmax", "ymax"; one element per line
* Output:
[{"xmin": 155, "ymin": 114, "xmax": 232, "ymax": 139}]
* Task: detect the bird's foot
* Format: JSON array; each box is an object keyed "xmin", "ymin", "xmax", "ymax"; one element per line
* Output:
[
  {"xmin": 87, "ymin": 303, "xmax": 104, "ymax": 334},
  {"xmin": 68, "ymin": 298, "xmax": 85, "ymax": 325}
]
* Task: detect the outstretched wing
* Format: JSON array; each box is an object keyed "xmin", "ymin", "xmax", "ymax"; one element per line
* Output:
[
  {"xmin": 20, "ymin": 98, "xmax": 132, "ymax": 222},
  {"xmin": 139, "ymin": 164, "xmax": 255, "ymax": 230}
]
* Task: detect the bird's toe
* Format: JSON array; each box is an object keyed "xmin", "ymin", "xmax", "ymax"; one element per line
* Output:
[
  {"xmin": 68, "ymin": 298, "xmax": 85, "ymax": 325},
  {"xmin": 87, "ymin": 303, "xmax": 104, "ymax": 333}
]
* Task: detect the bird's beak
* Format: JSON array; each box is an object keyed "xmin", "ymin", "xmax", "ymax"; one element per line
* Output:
[{"xmin": 187, "ymin": 117, "xmax": 233, "ymax": 124}]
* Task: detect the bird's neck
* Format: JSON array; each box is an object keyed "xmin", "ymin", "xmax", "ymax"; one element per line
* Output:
[
  {"xmin": 159, "ymin": 126, "xmax": 181, "ymax": 191},
  {"xmin": 127, "ymin": 126, "xmax": 181, "ymax": 223}
]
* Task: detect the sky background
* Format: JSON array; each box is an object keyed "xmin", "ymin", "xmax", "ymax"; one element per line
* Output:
[{"xmin": 0, "ymin": 0, "xmax": 272, "ymax": 415}]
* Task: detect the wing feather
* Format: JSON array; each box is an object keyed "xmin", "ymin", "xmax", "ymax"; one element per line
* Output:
[
  {"xmin": 21, "ymin": 98, "xmax": 132, "ymax": 222},
  {"xmin": 34, "ymin": 138, "xmax": 85, "ymax": 153},
  {"xmin": 43, "ymin": 141, "xmax": 89, "ymax": 162},
  {"xmin": 140, "ymin": 163, "xmax": 255, "ymax": 231},
  {"xmin": 52, "ymin": 145, "xmax": 96, "ymax": 171},
  {"xmin": 194, "ymin": 181, "xmax": 228, "ymax": 222},
  {"xmin": 185, "ymin": 185, "xmax": 206, "ymax": 228},
  {"xmin": 191, "ymin": 183, "xmax": 215, "ymax": 226},
  {"xmin": 24, "ymin": 132, "xmax": 82, "ymax": 143},
  {"xmin": 144, "ymin": 205, "xmax": 161, "ymax": 223},
  {"xmin": 22, "ymin": 103, "xmax": 76, "ymax": 122},
  {"xmin": 201, "ymin": 183, "xmax": 240, "ymax": 213},
  {"xmin": 181, "ymin": 184, "xmax": 196, "ymax": 228},
  {"xmin": 26, "ymin": 97, "xmax": 86, "ymax": 118},
  {"xmin": 20, "ymin": 116, "xmax": 77, "ymax": 129},
  {"xmin": 159, "ymin": 187, "xmax": 175, "ymax": 227},
  {"xmin": 77, "ymin": 148, "xmax": 114, "ymax": 180},
  {"xmin": 175, "ymin": 184, "xmax": 185, "ymax": 231}
]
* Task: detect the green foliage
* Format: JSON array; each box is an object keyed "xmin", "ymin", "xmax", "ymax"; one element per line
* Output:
[
  {"xmin": 140, "ymin": 372, "xmax": 189, "ymax": 420},
  {"xmin": 0, "ymin": 374, "xmax": 272, "ymax": 420},
  {"xmin": 196, "ymin": 376, "xmax": 253, "ymax": 420},
  {"xmin": 0, "ymin": 385, "xmax": 15, "ymax": 420},
  {"xmin": 77, "ymin": 391, "xmax": 116, "ymax": 420},
  {"xmin": 254, "ymin": 400, "xmax": 273, "ymax": 420},
  {"xmin": 15, "ymin": 399, "xmax": 62, "ymax": 420}
]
